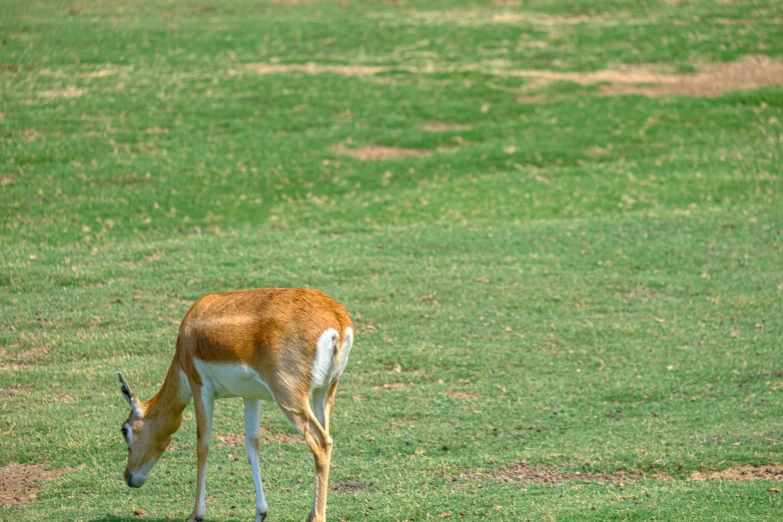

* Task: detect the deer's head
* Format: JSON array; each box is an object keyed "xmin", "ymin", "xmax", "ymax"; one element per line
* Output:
[{"xmin": 118, "ymin": 373, "xmax": 171, "ymax": 488}]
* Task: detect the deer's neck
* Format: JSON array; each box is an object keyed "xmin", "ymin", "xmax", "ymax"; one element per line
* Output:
[{"xmin": 143, "ymin": 358, "xmax": 192, "ymax": 435}]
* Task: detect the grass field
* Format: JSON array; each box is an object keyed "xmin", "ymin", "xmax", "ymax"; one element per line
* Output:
[{"xmin": 2, "ymin": 0, "xmax": 783, "ymax": 520}]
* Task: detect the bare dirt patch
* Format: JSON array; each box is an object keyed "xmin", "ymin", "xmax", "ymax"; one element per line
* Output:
[
  {"xmin": 421, "ymin": 121, "xmax": 472, "ymax": 132},
  {"xmin": 331, "ymin": 144, "xmax": 431, "ymax": 161},
  {"xmin": 18, "ymin": 130, "xmax": 43, "ymax": 142},
  {"xmin": 0, "ymin": 462, "xmax": 66, "ymax": 508},
  {"xmin": 516, "ymin": 95, "xmax": 551, "ymax": 104},
  {"xmin": 241, "ymin": 63, "xmax": 385, "ymax": 77},
  {"xmin": 331, "ymin": 481, "xmax": 370, "ymax": 493},
  {"xmin": 110, "ymin": 172, "xmax": 148, "ymax": 185},
  {"xmin": 373, "ymin": 382, "xmax": 407, "ymax": 390},
  {"xmin": 81, "ymin": 69, "xmax": 115, "ymax": 78},
  {"xmin": 0, "ymin": 387, "xmax": 32, "ymax": 397},
  {"xmin": 468, "ymin": 462, "xmax": 783, "ymax": 487},
  {"xmin": 0, "ymin": 175, "xmax": 13, "ymax": 186},
  {"xmin": 392, "ymin": 417, "xmax": 418, "ymax": 426},
  {"xmin": 145, "ymin": 251, "xmax": 165, "ymax": 262},
  {"xmin": 375, "ymin": 10, "xmax": 643, "ymax": 27},
  {"xmin": 491, "ymin": 12, "xmax": 594, "ymax": 25},
  {"xmin": 0, "ymin": 346, "xmax": 51, "ymax": 367},
  {"xmin": 0, "ymin": 364, "xmax": 34, "ymax": 371},
  {"xmin": 259, "ymin": 427, "xmax": 302, "ymax": 444},
  {"xmin": 241, "ymin": 55, "xmax": 783, "ymax": 98},
  {"xmin": 474, "ymin": 462, "xmax": 634, "ymax": 485},
  {"xmin": 39, "ymin": 87, "xmax": 88, "ymax": 99},
  {"xmin": 445, "ymin": 391, "xmax": 477, "ymax": 400},
  {"xmin": 598, "ymin": 55, "xmax": 783, "ymax": 97},
  {"xmin": 617, "ymin": 285, "xmax": 662, "ymax": 303},
  {"xmin": 689, "ymin": 466, "xmax": 783, "ymax": 481},
  {"xmin": 502, "ymin": 55, "xmax": 783, "ymax": 98},
  {"xmin": 503, "ymin": 64, "xmax": 675, "ymax": 86},
  {"xmin": 217, "ymin": 427, "xmax": 302, "ymax": 446}
]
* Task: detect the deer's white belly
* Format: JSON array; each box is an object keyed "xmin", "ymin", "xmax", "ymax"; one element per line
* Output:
[{"xmin": 193, "ymin": 359, "xmax": 275, "ymax": 401}]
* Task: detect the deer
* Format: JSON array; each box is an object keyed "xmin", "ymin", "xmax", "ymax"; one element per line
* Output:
[{"xmin": 117, "ymin": 288, "xmax": 354, "ymax": 522}]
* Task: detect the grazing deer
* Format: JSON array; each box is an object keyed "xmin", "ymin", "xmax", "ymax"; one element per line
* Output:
[{"xmin": 117, "ymin": 288, "xmax": 354, "ymax": 522}]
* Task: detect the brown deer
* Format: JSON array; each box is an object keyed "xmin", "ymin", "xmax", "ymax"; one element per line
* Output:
[{"xmin": 117, "ymin": 288, "xmax": 354, "ymax": 522}]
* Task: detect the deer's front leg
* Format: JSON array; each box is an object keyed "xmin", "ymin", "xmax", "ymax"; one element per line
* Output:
[
  {"xmin": 243, "ymin": 398, "xmax": 269, "ymax": 522},
  {"xmin": 188, "ymin": 384, "xmax": 214, "ymax": 522}
]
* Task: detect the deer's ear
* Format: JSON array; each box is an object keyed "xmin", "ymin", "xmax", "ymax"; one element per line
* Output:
[{"xmin": 118, "ymin": 372, "xmax": 141, "ymax": 415}]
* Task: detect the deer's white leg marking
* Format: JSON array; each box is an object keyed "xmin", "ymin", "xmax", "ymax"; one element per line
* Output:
[
  {"xmin": 190, "ymin": 384, "xmax": 214, "ymax": 522},
  {"xmin": 244, "ymin": 398, "xmax": 269, "ymax": 522},
  {"xmin": 312, "ymin": 388, "xmax": 328, "ymax": 428}
]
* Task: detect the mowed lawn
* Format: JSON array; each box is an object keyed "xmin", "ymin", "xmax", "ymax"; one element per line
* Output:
[{"xmin": 1, "ymin": 0, "xmax": 783, "ymax": 520}]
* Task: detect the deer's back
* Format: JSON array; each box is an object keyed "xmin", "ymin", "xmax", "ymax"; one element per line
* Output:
[{"xmin": 175, "ymin": 288, "xmax": 353, "ymax": 392}]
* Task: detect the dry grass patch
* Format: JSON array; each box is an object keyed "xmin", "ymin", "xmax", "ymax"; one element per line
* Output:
[
  {"xmin": 468, "ymin": 462, "xmax": 783, "ymax": 487},
  {"xmin": 491, "ymin": 12, "xmax": 593, "ymax": 25},
  {"xmin": 445, "ymin": 391, "xmax": 477, "ymax": 400},
  {"xmin": 421, "ymin": 121, "xmax": 472, "ymax": 132},
  {"xmin": 504, "ymin": 64, "xmax": 674, "ymax": 85},
  {"xmin": 516, "ymin": 95, "xmax": 551, "ymax": 104},
  {"xmin": 331, "ymin": 482, "xmax": 369, "ymax": 492},
  {"xmin": 375, "ymin": 10, "xmax": 645, "ymax": 27},
  {"xmin": 689, "ymin": 466, "xmax": 783, "ymax": 481},
  {"xmin": 145, "ymin": 251, "xmax": 165, "ymax": 262},
  {"xmin": 241, "ymin": 63, "xmax": 385, "ymax": 76},
  {"xmin": 472, "ymin": 462, "xmax": 634, "ymax": 485},
  {"xmin": 82, "ymin": 69, "xmax": 115, "ymax": 78},
  {"xmin": 600, "ymin": 55, "xmax": 783, "ymax": 97},
  {"xmin": 0, "ymin": 387, "xmax": 32, "ymax": 397},
  {"xmin": 0, "ymin": 364, "xmax": 34, "ymax": 371},
  {"xmin": 331, "ymin": 144, "xmax": 431, "ymax": 161},
  {"xmin": 506, "ymin": 55, "xmax": 783, "ymax": 98},
  {"xmin": 0, "ymin": 346, "xmax": 51, "ymax": 366},
  {"xmin": 18, "ymin": 130, "xmax": 43, "ymax": 142},
  {"xmin": 217, "ymin": 427, "xmax": 302, "ymax": 446},
  {"xmin": 373, "ymin": 382, "xmax": 407, "ymax": 390},
  {"xmin": 39, "ymin": 87, "xmax": 88, "ymax": 99},
  {"xmin": 111, "ymin": 172, "xmax": 148, "ymax": 185},
  {"xmin": 242, "ymin": 56, "xmax": 783, "ymax": 99},
  {"xmin": 0, "ymin": 462, "xmax": 67, "ymax": 508}
]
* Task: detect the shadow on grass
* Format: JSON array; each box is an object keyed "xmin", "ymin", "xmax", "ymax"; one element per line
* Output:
[
  {"xmin": 91, "ymin": 518, "xmax": 244, "ymax": 522},
  {"xmin": 89, "ymin": 519, "xmax": 172, "ymax": 522}
]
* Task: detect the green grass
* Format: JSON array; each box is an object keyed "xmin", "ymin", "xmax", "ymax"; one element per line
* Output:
[{"xmin": 1, "ymin": 0, "xmax": 783, "ymax": 520}]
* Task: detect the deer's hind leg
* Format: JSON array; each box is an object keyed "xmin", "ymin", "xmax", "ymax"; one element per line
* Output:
[{"xmin": 277, "ymin": 394, "xmax": 332, "ymax": 522}]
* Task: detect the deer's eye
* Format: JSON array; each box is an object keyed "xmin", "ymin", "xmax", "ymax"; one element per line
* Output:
[{"xmin": 121, "ymin": 426, "xmax": 129, "ymax": 439}]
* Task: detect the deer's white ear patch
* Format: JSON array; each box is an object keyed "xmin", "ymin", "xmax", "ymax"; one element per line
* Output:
[{"xmin": 123, "ymin": 423, "xmax": 134, "ymax": 446}]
